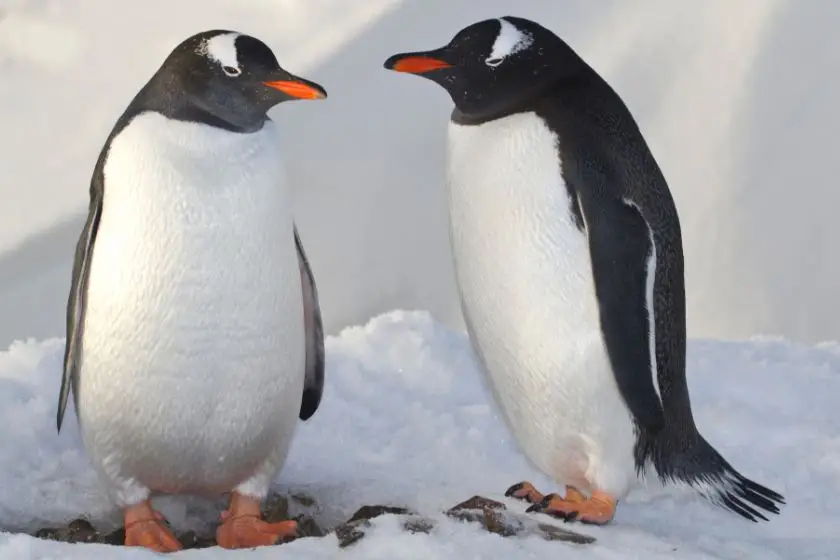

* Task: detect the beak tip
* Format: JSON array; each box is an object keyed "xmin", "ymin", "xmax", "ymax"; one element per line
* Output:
[{"xmin": 383, "ymin": 54, "xmax": 400, "ymax": 71}]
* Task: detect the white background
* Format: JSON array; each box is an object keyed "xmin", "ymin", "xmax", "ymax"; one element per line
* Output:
[{"xmin": 1, "ymin": 0, "xmax": 838, "ymax": 347}]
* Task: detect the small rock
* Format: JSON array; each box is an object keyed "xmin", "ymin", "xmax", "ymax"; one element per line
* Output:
[
  {"xmin": 102, "ymin": 527, "xmax": 125, "ymax": 546},
  {"xmin": 177, "ymin": 530, "xmax": 215, "ymax": 549},
  {"xmin": 446, "ymin": 497, "xmax": 519, "ymax": 538},
  {"xmin": 290, "ymin": 493, "xmax": 317, "ymax": 507},
  {"xmin": 296, "ymin": 516, "xmax": 326, "ymax": 538},
  {"xmin": 448, "ymin": 496, "xmax": 507, "ymax": 513},
  {"xmin": 333, "ymin": 504, "xmax": 415, "ymax": 548},
  {"xmin": 444, "ymin": 494, "xmax": 595, "ymax": 544},
  {"xmin": 263, "ymin": 493, "xmax": 325, "ymax": 543},
  {"xmin": 483, "ymin": 510, "xmax": 521, "ymax": 537},
  {"xmin": 536, "ymin": 523, "xmax": 596, "ymax": 545},
  {"xmin": 66, "ymin": 518, "xmax": 98, "ymax": 543},
  {"xmin": 403, "ymin": 517, "xmax": 435, "ymax": 534},
  {"xmin": 179, "ymin": 531, "xmax": 201, "ymax": 549},
  {"xmin": 33, "ymin": 519, "xmax": 103, "ymax": 545},
  {"xmin": 34, "ymin": 528, "xmax": 62, "ymax": 541},
  {"xmin": 347, "ymin": 505, "xmax": 412, "ymax": 524},
  {"xmin": 262, "ymin": 494, "xmax": 290, "ymax": 523},
  {"xmin": 335, "ymin": 519, "xmax": 370, "ymax": 548}
]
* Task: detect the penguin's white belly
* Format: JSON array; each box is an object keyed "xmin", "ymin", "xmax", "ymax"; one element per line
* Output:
[
  {"xmin": 447, "ymin": 113, "xmax": 637, "ymax": 496},
  {"xmin": 78, "ymin": 113, "xmax": 305, "ymax": 501}
]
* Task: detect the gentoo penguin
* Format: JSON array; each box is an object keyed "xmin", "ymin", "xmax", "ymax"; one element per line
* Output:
[
  {"xmin": 384, "ymin": 16, "xmax": 785, "ymax": 525},
  {"xmin": 55, "ymin": 30, "xmax": 327, "ymax": 551}
]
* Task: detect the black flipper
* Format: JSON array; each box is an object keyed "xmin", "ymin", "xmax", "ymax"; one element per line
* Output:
[
  {"xmin": 537, "ymin": 67, "xmax": 784, "ymax": 520},
  {"xmin": 294, "ymin": 225, "xmax": 325, "ymax": 421},
  {"xmin": 57, "ymin": 178, "xmax": 104, "ymax": 432},
  {"xmin": 580, "ymin": 190, "xmax": 785, "ymax": 520},
  {"xmin": 578, "ymin": 194, "xmax": 665, "ymax": 435}
]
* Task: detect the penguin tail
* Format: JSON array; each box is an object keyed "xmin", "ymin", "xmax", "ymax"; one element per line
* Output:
[{"xmin": 652, "ymin": 434, "xmax": 785, "ymax": 522}]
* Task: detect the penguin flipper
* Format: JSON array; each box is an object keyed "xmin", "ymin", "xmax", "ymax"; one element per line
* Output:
[
  {"xmin": 57, "ymin": 184, "xmax": 104, "ymax": 432},
  {"xmin": 294, "ymin": 225, "xmax": 325, "ymax": 421},
  {"xmin": 579, "ymin": 193, "xmax": 665, "ymax": 435}
]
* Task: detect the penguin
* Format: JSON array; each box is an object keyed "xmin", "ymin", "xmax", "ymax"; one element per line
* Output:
[
  {"xmin": 384, "ymin": 16, "xmax": 784, "ymax": 525},
  {"xmin": 55, "ymin": 30, "xmax": 327, "ymax": 552}
]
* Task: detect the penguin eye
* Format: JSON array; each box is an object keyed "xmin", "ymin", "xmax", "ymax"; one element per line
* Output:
[
  {"xmin": 485, "ymin": 57, "xmax": 504, "ymax": 67},
  {"xmin": 222, "ymin": 65, "xmax": 242, "ymax": 77}
]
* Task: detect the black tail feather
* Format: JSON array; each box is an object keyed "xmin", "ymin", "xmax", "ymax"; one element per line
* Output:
[
  {"xmin": 696, "ymin": 468, "xmax": 785, "ymax": 522},
  {"xmin": 649, "ymin": 433, "xmax": 785, "ymax": 522}
]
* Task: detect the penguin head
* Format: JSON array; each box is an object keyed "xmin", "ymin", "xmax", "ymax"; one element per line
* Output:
[
  {"xmin": 384, "ymin": 16, "xmax": 585, "ymax": 121},
  {"xmin": 147, "ymin": 30, "xmax": 327, "ymax": 131}
]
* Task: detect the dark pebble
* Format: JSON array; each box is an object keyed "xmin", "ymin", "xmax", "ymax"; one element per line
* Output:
[
  {"xmin": 33, "ymin": 528, "xmax": 61, "ymax": 541},
  {"xmin": 448, "ymin": 496, "xmax": 507, "ymax": 513},
  {"xmin": 536, "ymin": 523, "xmax": 596, "ymax": 544},
  {"xmin": 403, "ymin": 517, "xmax": 435, "ymax": 534},
  {"xmin": 66, "ymin": 518, "xmax": 98, "ymax": 543},
  {"xmin": 335, "ymin": 519, "xmax": 370, "ymax": 548},
  {"xmin": 290, "ymin": 493, "xmax": 316, "ymax": 507},
  {"xmin": 346, "ymin": 505, "xmax": 412, "ymax": 524},
  {"xmin": 262, "ymin": 494, "xmax": 290, "ymax": 523},
  {"xmin": 296, "ymin": 516, "xmax": 327, "ymax": 538},
  {"xmin": 102, "ymin": 528, "xmax": 125, "ymax": 546}
]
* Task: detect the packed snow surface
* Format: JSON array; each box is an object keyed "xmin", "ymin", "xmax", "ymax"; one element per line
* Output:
[{"xmin": 0, "ymin": 310, "xmax": 836, "ymax": 559}]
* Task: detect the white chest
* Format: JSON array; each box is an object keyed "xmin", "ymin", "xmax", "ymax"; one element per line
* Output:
[
  {"xmin": 446, "ymin": 113, "xmax": 636, "ymax": 494},
  {"xmin": 446, "ymin": 112, "xmax": 599, "ymax": 355},
  {"xmin": 78, "ymin": 114, "xmax": 305, "ymax": 480}
]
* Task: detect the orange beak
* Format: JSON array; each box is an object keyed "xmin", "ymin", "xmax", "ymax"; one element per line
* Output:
[
  {"xmin": 387, "ymin": 56, "xmax": 452, "ymax": 74},
  {"xmin": 263, "ymin": 80, "xmax": 327, "ymax": 100}
]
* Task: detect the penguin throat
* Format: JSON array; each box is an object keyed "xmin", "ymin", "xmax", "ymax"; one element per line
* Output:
[{"xmin": 135, "ymin": 75, "xmax": 268, "ymax": 134}]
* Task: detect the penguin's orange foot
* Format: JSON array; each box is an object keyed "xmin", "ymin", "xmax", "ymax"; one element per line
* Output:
[
  {"xmin": 123, "ymin": 501, "xmax": 183, "ymax": 552},
  {"xmin": 505, "ymin": 481, "xmax": 588, "ymax": 505},
  {"xmin": 526, "ymin": 489, "xmax": 617, "ymax": 525},
  {"xmin": 216, "ymin": 492, "xmax": 300, "ymax": 549},
  {"xmin": 505, "ymin": 481, "xmax": 546, "ymax": 504}
]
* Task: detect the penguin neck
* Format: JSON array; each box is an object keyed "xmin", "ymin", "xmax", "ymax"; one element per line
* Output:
[
  {"xmin": 450, "ymin": 94, "xmax": 540, "ymax": 127},
  {"xmin": 128, "ymin": 74, "xmax": 267, "ymax": 134},
  {"xmin": 448, "ymin": 72, "xmax": 570, "ymax": 126}
]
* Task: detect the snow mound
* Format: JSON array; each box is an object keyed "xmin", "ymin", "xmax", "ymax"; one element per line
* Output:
[{"xmin": 0, "ymin": 310, "xmax": 836, "ymax": 558}]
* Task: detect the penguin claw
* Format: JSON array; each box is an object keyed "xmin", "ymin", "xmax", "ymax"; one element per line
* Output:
[
  {"xmin": 524, "ymin": 490, "xmax": 616, "ymax": 525},
  {"xmin": 525, "ymin": 493, "xmax": 565, "ymax": 515},
  {"xmin": 504, "ymin": 481, "xmax": 545, "ymax": 504}
]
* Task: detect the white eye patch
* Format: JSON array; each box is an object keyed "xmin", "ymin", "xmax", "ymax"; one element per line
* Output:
[
  {"xmin": 198, "ymin": 32, "xmax": 241, "ymax": 72},
  {"xmin": 485, "ymin": 18, "xmax": 533, "ymax": 67}
]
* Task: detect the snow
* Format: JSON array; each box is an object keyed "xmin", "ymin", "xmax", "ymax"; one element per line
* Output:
[
  {"xmin": 0, "ymin": 310, "xmax": 837, "ymax": 559},
  {"xmin": 3, "ymin": 0, "xmax": 840, "ymax": 348}
]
